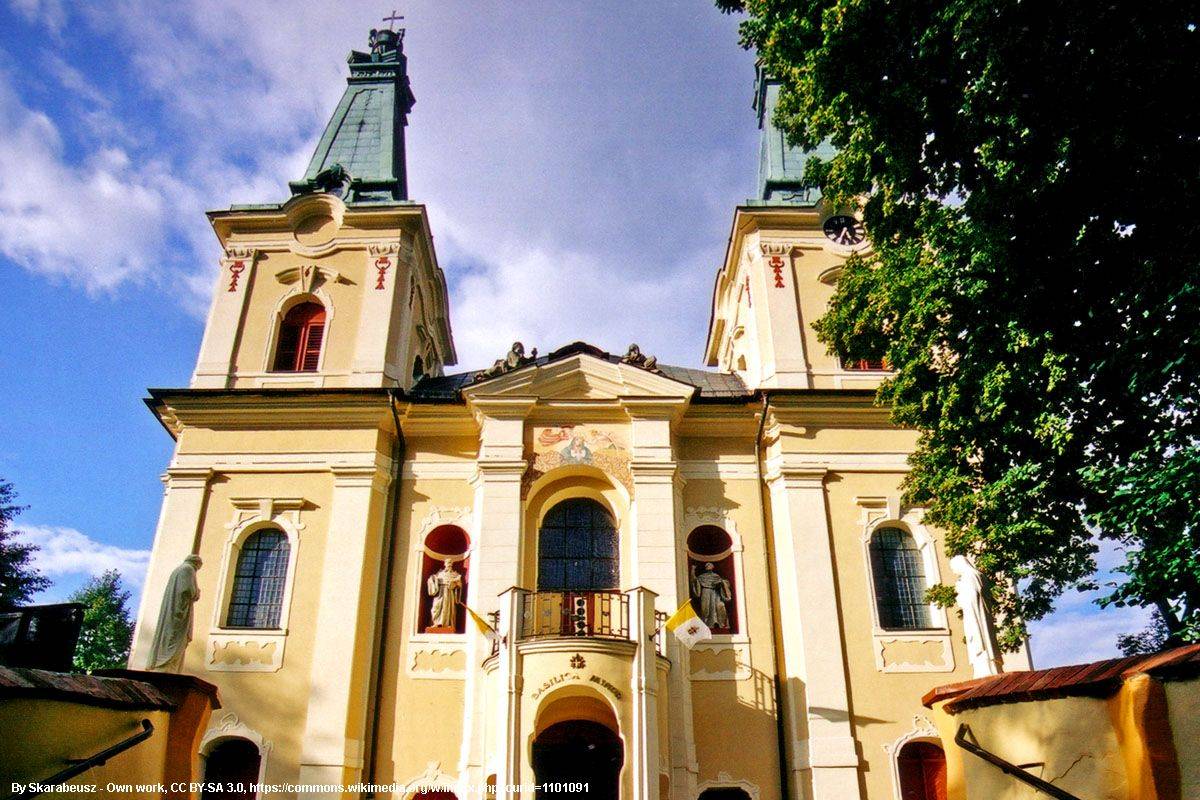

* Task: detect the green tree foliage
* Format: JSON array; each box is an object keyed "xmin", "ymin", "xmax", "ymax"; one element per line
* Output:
[
  {"xmin": 69, "ymin": 570, "xmax": 134, "ymax": 673},
  {"xmin": 719, "ymin": 0, "xmax": 1200, "ymax": 649},
  {"xmin": 0, "ymin": 479, "xmax": 49, "ymax": 609}
]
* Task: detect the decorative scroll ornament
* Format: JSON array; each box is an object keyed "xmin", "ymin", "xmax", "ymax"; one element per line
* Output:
[
  {"xmin": 220, "ymin": 247, "xmax": 256, "ymax": 293},
  {"xmin": 620, "ymin": 343, "xmax": 660, "ymax": 373},
  {"xmin": 374, "ymin": 256, "xmax": 391, "ymax": 290},
  {"xmin": 473, "ymin": 341, "xmax": 537, "ymax": 382},
  {"xmin": 768, "ymin": 255, "xmax": 786, "ymax": 287},
  {"xmin": 760, "ymin": 242, "xmax": 799, "ymax": 290}
]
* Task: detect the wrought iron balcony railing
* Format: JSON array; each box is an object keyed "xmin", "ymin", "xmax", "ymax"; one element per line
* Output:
[{"xmin": 519, "ymin": 590, "xmax": 630, "ymax": 642}]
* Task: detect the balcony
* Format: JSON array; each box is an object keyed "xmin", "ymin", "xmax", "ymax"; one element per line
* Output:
[{"xmin": 519, "ymin": 590, "xmax": 631, "ymax": 641}]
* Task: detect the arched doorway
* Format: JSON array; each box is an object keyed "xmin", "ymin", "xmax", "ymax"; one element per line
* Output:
[
  {"xmin": 202, "ymin": 738, "xmax": 260, "ymax": 799},
  {"xmin": 897, "ymin": 740, "xmax": 947, "ymax": 800},
  {"xmin": 532, "ymin": 719, "xmax": 623, "ymax": 800}
]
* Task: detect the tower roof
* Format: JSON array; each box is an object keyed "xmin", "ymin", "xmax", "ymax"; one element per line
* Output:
[
  {"xmin": 752, "ymin": 66, "xmax": 835, "ymax": 206},
  {"xmin": 290, "ymin": 27, "xmax": 416, "ymax": 203}
]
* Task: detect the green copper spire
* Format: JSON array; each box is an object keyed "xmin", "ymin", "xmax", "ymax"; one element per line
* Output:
[
  {"xmin": 290, "ymin": 27, "xmax": 416, "ymax": 203},
  {"xmin": 753, "ymin": 67, "xmax": 835, "ymax": 205}
]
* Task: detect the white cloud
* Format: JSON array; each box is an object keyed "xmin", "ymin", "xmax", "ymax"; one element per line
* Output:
[
  {"xmin": 1028, "ymin": 602, "xmax": 1152, "ymax": 668},
  {"xmin": 16, "ymin": 525, "xmax": 151, "ymax": 587},
  {"xmin": 0, "ymin": 75, "xmax": 177, "ymax": 292},
  {"xmin": 3, "ymin": 2, "xmax": 756, "ymax": 365},
  {"xmin": 1027, "ymin": 537, "xmax": 1153, "ymax": 667},
  {"xmin": 7, "ymin": 0, "xmax": 65, "ymax": 32}
]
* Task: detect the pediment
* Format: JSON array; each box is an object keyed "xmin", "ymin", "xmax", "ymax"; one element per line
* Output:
[{"xmin": 462, "ymin": 353, "xmax": 696, "ymax": 403}]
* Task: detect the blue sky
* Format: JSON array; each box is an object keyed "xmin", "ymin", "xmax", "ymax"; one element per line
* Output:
[{"xmin": 0, "ymin": 0, "xmax": 1149, "ymax": 667}]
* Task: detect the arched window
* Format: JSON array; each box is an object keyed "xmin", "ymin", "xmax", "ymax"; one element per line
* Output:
[
  {"xmin": 537, "ymin": 498, "xmax": 618, "ymax": 591},
  {"xmin": 686, "ymin": 525, "xmax": 738, "ymax": 634},
  {"xmin": 202, "ymin": 738, "xmax": 260, "ymax": 799},
  {"xmin": 419, "ymin": 525, "xmax": 470, "ymax": 634},
  {"xmin": 869, "ymin": 527, "xmax": 932, "ymax": 629},
  {"xmin": 897, "ymin": 741, "xmax": 947, "ymax": 800},
  {"xmin": 226, "ymin": 529, "xmax": 290, "ymax": 629},
  {"xmin": 272, "ymin": 301, "xmax": 325, "ymax": 372}
]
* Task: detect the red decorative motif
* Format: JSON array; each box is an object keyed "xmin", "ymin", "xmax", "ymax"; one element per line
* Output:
[
  {"xmin": 744, "ymin": 275, "xmax": 752, "ymax": 307},
  {"xmin": 374, "ymin": 256, "xmax": 391, "ymax": 290},
  {"xmin": 226, "ymin": 260, "xmax": 245, "ymax": 292},
  {"xmin": 768, "ymin": 255, "xmax": 786, "ymax": 288}
]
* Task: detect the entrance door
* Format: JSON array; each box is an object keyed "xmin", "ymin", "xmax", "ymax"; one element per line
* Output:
[
  {"xmin": 532, "ymin": 719, "xmax": 623, "ymax": 800},
  {"xmin": 202, "ymin": 738, "xmax": 260, "ymax": 799}
]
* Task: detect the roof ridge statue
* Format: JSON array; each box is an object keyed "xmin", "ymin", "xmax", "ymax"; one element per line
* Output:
[
  {"xmin": 621, "ymin": 343, "xmax": 659, "ymax": 373},
  {"xmin": 474, "ymin": 341, "xmax": 537, "ymax": 382}
]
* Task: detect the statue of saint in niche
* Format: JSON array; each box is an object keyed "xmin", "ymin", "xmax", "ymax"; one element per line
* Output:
[
  {"xmin": 426, "ymin": 559, "xmax": 463, "ymax": 632},
  {"xmin": 690, "ymin": 561, "xmax": 732, "ymax": 630}
]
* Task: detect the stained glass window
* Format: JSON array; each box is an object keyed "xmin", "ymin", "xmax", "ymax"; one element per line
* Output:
[
  {"xmin": 869, "ymin": 527, "xmax": 932, "ymax": 629},
  {"xmin": 226, "ymin": 529, "xmax": 290, "ymax": 629},
  {"xmin": 537, "ymin": 499, "xmax": 618, "ymax": 591}
]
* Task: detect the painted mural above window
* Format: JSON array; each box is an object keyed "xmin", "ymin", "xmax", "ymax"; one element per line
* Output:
[{"xmin": 524, "ymin": 424, "xmax": 631, "ymax": 496}]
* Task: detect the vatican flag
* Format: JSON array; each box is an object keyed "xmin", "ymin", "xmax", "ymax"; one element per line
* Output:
[
  {"xmin": 664, "ymin": 599, "xmax": 712, "ymax": 649},
  {"xmin": 463, "ymin": 604, "xmax": 500, "ymax": 645}
]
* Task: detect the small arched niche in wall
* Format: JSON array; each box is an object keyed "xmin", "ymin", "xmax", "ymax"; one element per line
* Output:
[
  {"xmin": 419, "ymin": 525, "xmax": 470, "ymax": 634},
  {"xmin": 686, "ymin": 525, "xmax": 738, "ymax": 635}
]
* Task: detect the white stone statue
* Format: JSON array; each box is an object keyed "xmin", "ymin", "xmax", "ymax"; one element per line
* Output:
[
  {"xmin": 148, "ymin": 554, "xmax": 202, "ymax": 672},
  {"xmin": 426, "ymin": 559, "xmax": 462, "ymax": 631},
  {"xmin": 690, "ymin": 562, "xmax": 732, "ymax": 630},
  {"xmin": 950, "ymin": 555, "xmax": 1001, "ymax": 678}
]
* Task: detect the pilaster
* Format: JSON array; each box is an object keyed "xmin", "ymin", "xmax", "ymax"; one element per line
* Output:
[
  {"xmin": 192, "ymin": 248, "xmax": 258, "ymax": 388},
  {"xmin": 621, "ymin": 398, "xmax": 696, "ymax": 799},
  {"xmin": 629, "ymin": 587, "xmax": 662, "ymax": 800},
  {"xmin": 298, "ymin": 463, "xmax": 391, "ymax": 797},
  {"xmin": 754, "ymin": 240, "xmax": 812, "ymax": 389},
  {"xmin": 348, "ymin": 238, "xmax": 415, "ymax": 388},
  {"xmin": 764, "ymin": 428, "xmax": 863, "ymax": 799},
  {"xmin": 458, "ymin": 398, "xmax": 532, "ymax": 790},
  {"xmin": 130, "ymin": 467, "xmax": 213, "ymax": 669}
]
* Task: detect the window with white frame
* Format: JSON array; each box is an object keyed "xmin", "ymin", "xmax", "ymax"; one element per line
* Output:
[
  {"xmin": 869, "ymin": 527, "xmax": 933, "ymax": 629},
  {"xmin": 225, "ymin": 528, "xmax": 290, "ymax": 629}
]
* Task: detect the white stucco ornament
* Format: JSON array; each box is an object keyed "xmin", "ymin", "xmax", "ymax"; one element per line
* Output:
[{"xmin": 950, "ymin": 555, "xmax": 1002, "ymax": 678}]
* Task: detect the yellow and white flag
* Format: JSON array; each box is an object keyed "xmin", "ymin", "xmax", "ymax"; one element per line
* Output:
[
  {"xmin": 664, "ymin": 599, "xmax": 712, "ymax": 649},
  {"xmin": 463, "ymin": 604, "xmax": 499, "ymax": 645}
]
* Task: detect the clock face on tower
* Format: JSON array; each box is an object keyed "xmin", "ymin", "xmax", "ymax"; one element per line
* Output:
[{"xmin": 822, "ymin": 215, "xmax": 866, "ymax": 246}]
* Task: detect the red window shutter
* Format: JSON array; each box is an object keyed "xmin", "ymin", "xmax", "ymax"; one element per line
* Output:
[
  {"xmin": 272, "ymin": 302, "xmax": 326, "ymax": 372},
  {"xmin": 300, "ymin": 323, "xmax": 324, "ymax": 371}
]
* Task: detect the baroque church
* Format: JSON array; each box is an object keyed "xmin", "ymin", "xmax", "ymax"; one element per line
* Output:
[{"xmin": 130, "ymin": 24, "xmax": 1029, "ymax": 800}]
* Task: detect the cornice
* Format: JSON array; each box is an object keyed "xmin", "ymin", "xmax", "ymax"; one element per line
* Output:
[{"xmin": 148, "ymin": 389, "xmax": 391, "ymax": 435}]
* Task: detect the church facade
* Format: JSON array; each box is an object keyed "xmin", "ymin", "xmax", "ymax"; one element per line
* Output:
[{"xmin": 130, "ymin": 26, "xmax": 1028, "ymax": 800}]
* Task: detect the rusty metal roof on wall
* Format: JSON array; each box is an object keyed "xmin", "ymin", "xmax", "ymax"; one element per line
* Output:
[
  {"xmin": 0, "ymin": 666, "xmax": 177, "ymax": 711},
  {"xmin": 923, "ymin": 643, "xmax": 1200, "ymax": 714}
]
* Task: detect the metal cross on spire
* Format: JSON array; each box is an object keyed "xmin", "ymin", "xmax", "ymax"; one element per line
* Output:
[{"xmin": 382, "ymin": 9, "xmax": 404, "ymax": 30}]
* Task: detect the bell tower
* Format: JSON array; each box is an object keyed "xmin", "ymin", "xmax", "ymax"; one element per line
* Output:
[
  {"xmin": 704, "ymin": 69, "xmax": 877, "ymax": 390},
  {"xmin": 190, "ymin": 25, "xmax": 455, "ymax": 391}
]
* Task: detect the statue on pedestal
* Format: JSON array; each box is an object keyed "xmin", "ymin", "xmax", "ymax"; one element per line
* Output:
[
  {"xmin": 950, "ymin": 555, "xmax": 1002, "ymax": 678},
  {"xmin": 426, "ymin": 559, "xmax": 463, "ymax": 632},
  {"xmin": 690, "ymin": 562, "xmax": 732, "ymax": 630},
  {"xmin": 148, "ymin": 554, "xmax": 202, "ymax": 672}
]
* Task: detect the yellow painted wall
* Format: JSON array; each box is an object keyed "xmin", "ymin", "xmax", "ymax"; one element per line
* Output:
[{"xmin": 1165, "ymin": 679, "xmax": 1200, "ymax": 799}]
